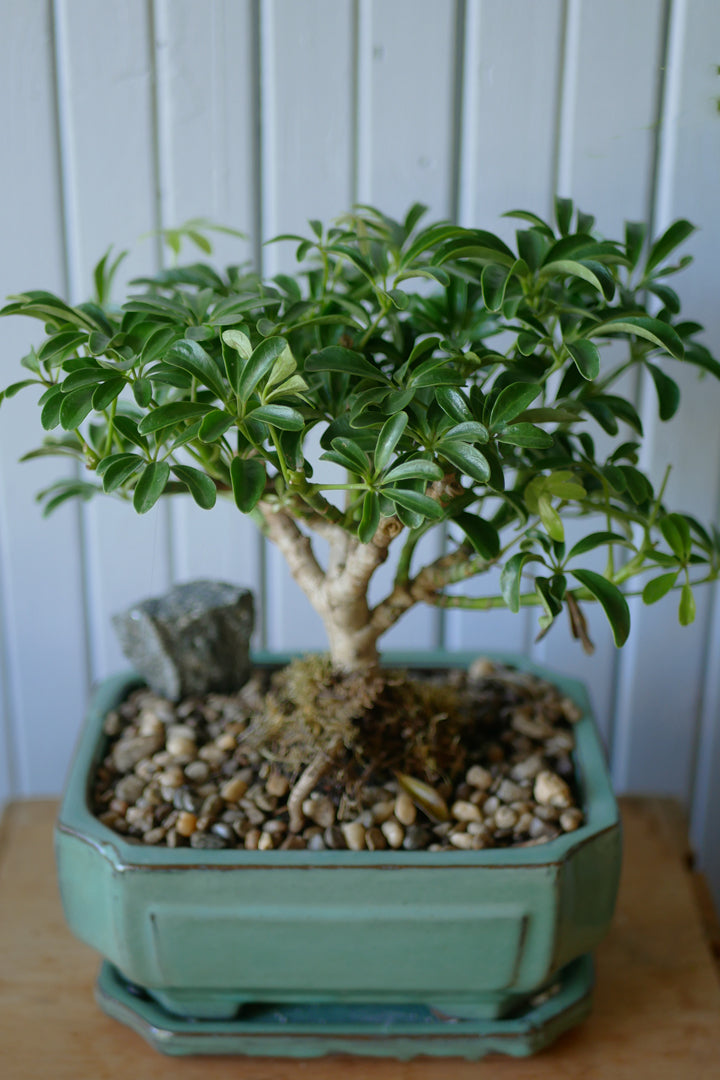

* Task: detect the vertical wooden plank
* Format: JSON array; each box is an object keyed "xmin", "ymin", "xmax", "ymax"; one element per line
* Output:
[
  {"xmin": 531, "ymin": 0, "xmax": 666, "ymax": 740},
  {"xmin": 154, "ymin": 0, "xmax": 263, "ymax": 633},
  {"xmin": 612, "ymin": 0, "xmax": 720, "ymax": 803},
  {"xmin": 261, "ymin": 0, "xmax": 356, "ymax": 652},
  {"xmin": 0, "ymin": 0, "xmax": 89, "ymax": 794},
  {"xmin": 359, "ymin": 0, "xmax": 458, "ymax": 217},
  {"xmin": 55, "ymin": 0, "xmax": 172, "ymax": 679},
  {"xmin": 446, "ymin": 0, "xmax": 563, "ymax": 657}
]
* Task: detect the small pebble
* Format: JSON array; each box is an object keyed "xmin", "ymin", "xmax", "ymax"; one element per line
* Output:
[
  {"xmin": 342, "ymin": 821, "xmax": 366, "ymax": 851},
  {"xmin": 534, "ymin": 770, "xmax": 572, "ymax": 809},
  {"xmin": 307, "ymin": 833, "xmax": 326, "ymax": 851},
  {"xmin": 497, "ymin": 779, "xmax": 527, "ymax": 804},
  {"xmin": 559, "ymin": 808, "xmax": 584, "ymax": 832},
  {"xmin": 220, "ymin": 775, "xmax": 249, "ymax": 802},
  {"xmin": 466, "ymin": 764, "xmax": 493, "ymax": 790},
  {"xmin": 451, "ymin": 800, "xmax": 482, "ymax": 823},
  {"xmin": 244, "ymin": 828, "xmax": 261, "ymax": 850},
  {"xmin": 176, "ymin": 812, "xmax": 197, "ymax": 837},
  {"xmin": 258, "ymin": 831, "xmax": 275, "ymax": 851},
  {"xmin": 381, "ymin": 819, "xmax": 404, "ymax": 849},
  {"xmin": 365, "ymin": 826, "xmax": 387, "ymax": 851},
  {"xmin": 394, "ymin": 792, "xmax": 417, "ymax": 826},
  {"xmin": 115, "ymin": 775, "xmax": 145, "ymax": 803},
  {"xmin": 303, "ymin": 795, "xmax": 336, "ymax": 828},
  {"xmin": 266, "ymin": 771, "xmax": 290, "ymax": 797},
  {"xmin": 190, "ymin": 832, "xmax": 227, "ymax": 849},
  {"xmin": 143, "ymin": 827, "xmax": 167, "ymax": 845},
  {"xmin": 184, "ymin": 760, "xmax": 210, "ymax": 782},
  {"xmin": 495, "ymin": 806, "xmax": 518, "ymax": 830},
  {"xmin": 403, "ymin": 825, "xmax": 431, "ymax": 850},
  {"xmin": 113, "ymin": 734, "xmax": 163, "ymax": 773},
  {"xmin": 211, "ymin": 822, "xmax": 235, "ymax": 841},
  {"xmin": 371, "ymin": 800, "xmax": 395, "ymax": 824},
  {"xmin": 449, "ymin": 830, "xmax": 476, "ymax": 849},
  {"xmin": 324, "ymin": 826, "xmax": 347, "ymax": 850}
]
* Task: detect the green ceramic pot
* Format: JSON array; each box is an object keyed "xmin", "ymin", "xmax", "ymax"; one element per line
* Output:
[{"xmin": 55, "ymin": 652, "xmax": 621, "ymax": 1027}]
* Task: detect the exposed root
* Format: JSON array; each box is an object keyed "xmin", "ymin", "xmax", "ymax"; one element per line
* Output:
[{"xmin": 287, "ymin": 736, "xmax": 343, "ymax": 833}]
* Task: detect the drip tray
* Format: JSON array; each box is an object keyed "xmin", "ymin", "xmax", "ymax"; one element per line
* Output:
[{"xmin": 95, "ymin": 956, "xmax": 594, "ymax": 1059}]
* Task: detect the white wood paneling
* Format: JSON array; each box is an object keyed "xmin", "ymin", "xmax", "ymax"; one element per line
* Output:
[
  {"xmin": 0, "ymin": 0, "xmax": 89, "ymax": 794},
  {"xmin": 261, "ymin": 0, "xmax": 356, "ymax": 651},
  {"xmin": 154, "ymin": 0, "xmax": 263, "ymax": 631},
  {"xmin": 612, "ymin": 0, "xmax": 720, "ymax": 803},
  {"xmin": 54, "ymin": 0, "xmax": 172, "ymax": 679}
]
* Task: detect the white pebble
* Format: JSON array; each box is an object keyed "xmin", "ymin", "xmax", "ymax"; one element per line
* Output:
[
  {"xmin": 559, "ymin": 808, "xmax": 584, "ymax": 832},
  {"xmin": 381, "ymin": 819, "xmax": 405, "ymax": 849},
  {"xmin": 342, "ymin": 821, "xmax": 367, "ymax": 851},
  {"xmin": 466, "ymin": 765, "xmax": 493, "ymax": 790},
  {"xmin": 394, "ymin": 792, "xmax": 417, "ymax": 826},
  {"xmin": 451, "ymin": 800, "xmax": 482, "ymax": 823},
  {"xmin": 534, "ymin": 770, "xmax": 572, "ymax": 809}
]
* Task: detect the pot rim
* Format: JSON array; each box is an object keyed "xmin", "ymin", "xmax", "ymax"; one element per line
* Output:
[{"xmin": 56, "ymin": 649, "xmax": 620, "ymax": 871}]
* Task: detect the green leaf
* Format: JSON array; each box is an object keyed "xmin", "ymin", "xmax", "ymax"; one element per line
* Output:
[
  {"xmin": 660, "ymin": 513, "xmax": 691, "ymax": 561},
  {"xmin": 113, "ymin": 414, "xmax": 148, "ymax": 451},
  {"xmin": 386, "ymin": 488, "xmax": 444, "ymax": 520},
  {"xmin": 496, "ymin": 423, "xmax": 553, "ymax": 448},
  {"xmin": 435, "ymin": 387, "xmax": 472, "ymax": 423},
  {"xmin": 647, "ymin": 282, "xmax": 681, "ymax": 314},
  {"xmin": 165, "ymin": 339, "xmax": 227, "ymax": 399},
  {"xmin": 171, "ymin": 465, "xmax": 217, "ymax": 509},
  {"xmin": 358, "ymin": 491, "xmax": 380, "ymax": 543},
  {"xmin": 490, "ymin": 382, "xmax": 542, "ymax": 426},
  {"xmin": 133, "ymin": 461, "xmax": 170, "ymax": 514},
  {"xmin": 59, "ymin": 387, "xmax": 94, "ymax": 430},
  {"xmin": 454, "ymin": 513, "xmax": 500, "ymax": 559},
  {"xmin": 132, "ymin": 377, "xmax": 153, "ymax": 408},
  {"xmin": 382, "ymin": 459, "xmax": 443, "ymax": 484},
  {"xmin": 0, "ymin": 378, "xmax": 40, "ymax": 405},
  {"xmin": 330, "ymin": 437, "xmax": 369, "ymax": 474},
  {"xmin": 444, "ymin": 421, "xmax": 489, "ymax": 444},
  {"xmin": 540, "ymin": 259, "xmax": 615, "ymax": 299},
  {"xmin": 249, "ymin": 404, "xmax": 305, "ymax": 431},
  {"xmin": 101, "ymin": 454, "xmax": 145, "ymax": 493},
  {"xmin": 646, "ymin": 363, "xmax": 680, "ymax": 420},
  {"xmin": 480, "ymin": 264, "xmax": 511, "ymax": 311},
  {"xmin": 222, "ymin": 328, "xmax": 253, "ymax": 359},
  {"xmin": 230, "ymin": 457, "xmax": 266, "ymax": 512},
  {"xmin": 555, "ymin": 196, "xmax": 573, "ymax": 235},
  {"xmin": 438, "ymin": 441, "xmax": 491, "ymax": 483},
  {"xmin": 642, "ymin": 572, "xmax": 679, "ymax": 604},
  {"xmin": 645, "ymin": 219, "xmax": 696, "ymax": 275},
  {"xmin": 591, "ymin": 316, "xmax": 684, "ymax": 360},
  {"xmin": 305, "ymin": 346, "xmax": 388, "ymax": 382},
  {"xmin": 375, "ymin": 412, "xmax": 408, "ymax": 472},
  {"xmin": 679, "ymin": 582, "xmax": 696, "ymax": 626},
  {"xmin": 538, "ymin": 494, "xmax": 564, "ymax": 541},
  {"xmin": 137, "ymin": 402, "xmax": 211, "ymax": 434},
  {"xmin": 625, "ymin": 221, "xmax": 646, "ymax": 269},
  {"xmin": 565, "ymin": 340, "xmax": 600, "ymax": 380},
  {"xmin": 567, "ymin": 531, "xmax": 629, "ymax": 560},
  {"xmin": 571, "ymin": 569, "xmax": 630, "ymax": 646},
  {"xmin": 92, "ymin": 377, "xmax": 125, "ymax": 411},
  {"xmin": 199, "ymin": 409, "xmax": 235, "ymax": 442},
  {"xmin": 237, "ymin": 336, "xmax": 287, "ymax": 402},
  {"xmin": 500, "ymin": 552, "xmax": 530, "ymax": 612}
]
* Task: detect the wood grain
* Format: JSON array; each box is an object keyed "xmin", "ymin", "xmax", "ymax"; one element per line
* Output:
[{"xmin": 0, "ymin": 797, "xmax": 718, "ymax": 1078}]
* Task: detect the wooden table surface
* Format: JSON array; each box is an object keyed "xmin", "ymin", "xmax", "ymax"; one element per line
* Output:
[{"xmin": 0, "ymin": 797, "xmax": 718, "ymax": 1079}]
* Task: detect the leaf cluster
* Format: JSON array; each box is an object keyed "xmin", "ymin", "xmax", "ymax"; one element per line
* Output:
[{"xmin": 2, "ymin": 198, "xmax": 719, "ymax": 645}]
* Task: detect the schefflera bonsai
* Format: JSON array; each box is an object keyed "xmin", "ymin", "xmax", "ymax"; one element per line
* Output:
[{"xmin": 2, "ymin": 200, "xmax": 719, "ymax": 675}]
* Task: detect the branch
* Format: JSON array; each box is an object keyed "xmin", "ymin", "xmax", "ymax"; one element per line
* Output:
[{"xmin": 257, "ymin": 501, "xmax": 327, "ymax": 602}]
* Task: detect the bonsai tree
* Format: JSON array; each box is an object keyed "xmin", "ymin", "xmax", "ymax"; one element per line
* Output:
[{"xmin": 2, "ymin": 200, "xmax": 719, "ymax": 673}]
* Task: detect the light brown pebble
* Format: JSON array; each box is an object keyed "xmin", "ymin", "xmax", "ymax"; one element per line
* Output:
[
  {"xmin": 466, "ymin": 821, "xmax": 490, "ymax": 838},
  {"xmin": 198, "ymin": 745, "xmax": 227, "ymax": 766},
  {"xmin": 155, "ymin": 766, "xmax": 185, "ymax": 789},
  {"xmin": 220, "ymin": 775, "xmax": 249, "ymax": 802},
  {"xmin": 258, "ymin": 831, "xmax": 275, "ymax": 851},
  {"xmin": 371, "ymin": 800, "xmax": 395, "ymax": 824},
  {"xmin": 342, "ymin": 821, "xmax": 366, "ymax": 851},
  {"xmin": 496, "ymin": 779, "xmax": 527, "ymax": 804},
  {"xmin": 545, "ymin": 732, "xmax": 575, "ymax": 754},
  {"xmin": 244, "ymin": 828, "xmax": 261, "ymax": 850},
  {"xmin": 103, "ymin": 711, "xmax": 122, "ymax": 736},
  {"xmin": 166, "ymin": 723, "xmax": 195, "ymax": 742},
  {"xmin": 176, "ymin": 812, "xmax": 197, "ymax": 837},
  {"xmin": 184, "ymin": 760, "xmax": 210, "ymax": 783},
  {"xmin": 366, "ymin": 827, "xmax": 387, "ymax": 851},
  {"xmin": 534, "ymin": 770, "xmax": 572, "ymax": 809},
  {"xmin": 468, "ymin": 657, "xmax": 496, "ymax": 681},
  {"xmin": 240, "ymin": 800, "xmax": 266, "ymax": 826},
  {"xmin": 561, "ymin": 697, "xmax": 583, "ymax": 723},
  {"xmin": 215, "ymin": 733, "xmax": 237, "ymax": 752},
  {"xmin": 134, "ymin": 758, "xmax": 158, "ymax": 781},
  {"xmin": 125, "ymin": 807, "xmax": 154, "ymax": 832},
  {"xmin": 113, "ymin": 734, "xmax": 164, "ymax": 773},
  {"xmin": 302, "ymin": 795, "xmax": 336, "ymax": 828},
  {"xmin": 266, "ymin": 771, "xmax": 290, "ymax": 798},
  {"xmin": 494, "ymin": 806, "xmax": 518, "ymax": 830},
  {"xmin": 263, "ymin": 819, "xmax": 287, "ymax": 836},
  {"xmin": 165, "ymin": 828, "xmax": 180, "ymax": 848},
  {"xmin": 511, "ymin": 712, "xmax": 555, "ymax": 740},
  {"xmin": 482, "ymin": 795, "xmax": 500, "ymax": 816},
  {"xmin": 143, "ymin": 827, "xmax": 167, "ymax": 845},
  {"xmin": 280, "ymin": 835, "xmax": 306, "ymax": 850},
  {"xmin": 449, "ymin": 830, "xmax": 476, "ymax": 849},
  {"xmin": 529, "ymin": 816, "xmax": 559, "ymax": 840},
  {"xmin": 510, "ymin": 754, "xmax": 544, "ymax": 781},
  {"xmin": 115, "ymin": 775, "xmax": 145, "ymax": 803},
  {"xmin": 253, "ymin": 792, "xmax": 277, "ymax": 813},
  {"xmin": 514, "ymin": 811, "xmax": 534, "ymax": 834},
  {"xmin": 381, "ymin": 819, "xmax": 405, "ymax": 849},
  {"xmin": 109, "ymin": 798, "xmax": 129, "ymax": 816},
  {"xmin": 98, "ymin": 811, "xmax": 120, "ymax": 828},
  {"xmin": 559, "ymin": 808, "xmax": 584, "ymax": 832},
  {"xmin": 466, "ymin": 764, "xmax": 493, "ymax": 790},
  {"xmin": 166, "ymin": 735, "xmax": 197, "ymax": 760},
  {"xmin": 451, "ymin": 800, "xmax": 482, "ymax": 823},
  {"xmin": 394, "ymin": 792, "xmax": 417, "ymax": 827},
  {"xmin": 534, "ymin": 804, "xmax": 560, "ymax": 822}
]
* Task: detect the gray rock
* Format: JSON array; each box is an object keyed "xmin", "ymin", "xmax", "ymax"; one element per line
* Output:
[
  {"xmin": 112, "ymin": 733, "xmax": 163, "ymax": 773},
  {"xmin": 113, "ymin": 581, "xmax": 254, "ymax": 701}
]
